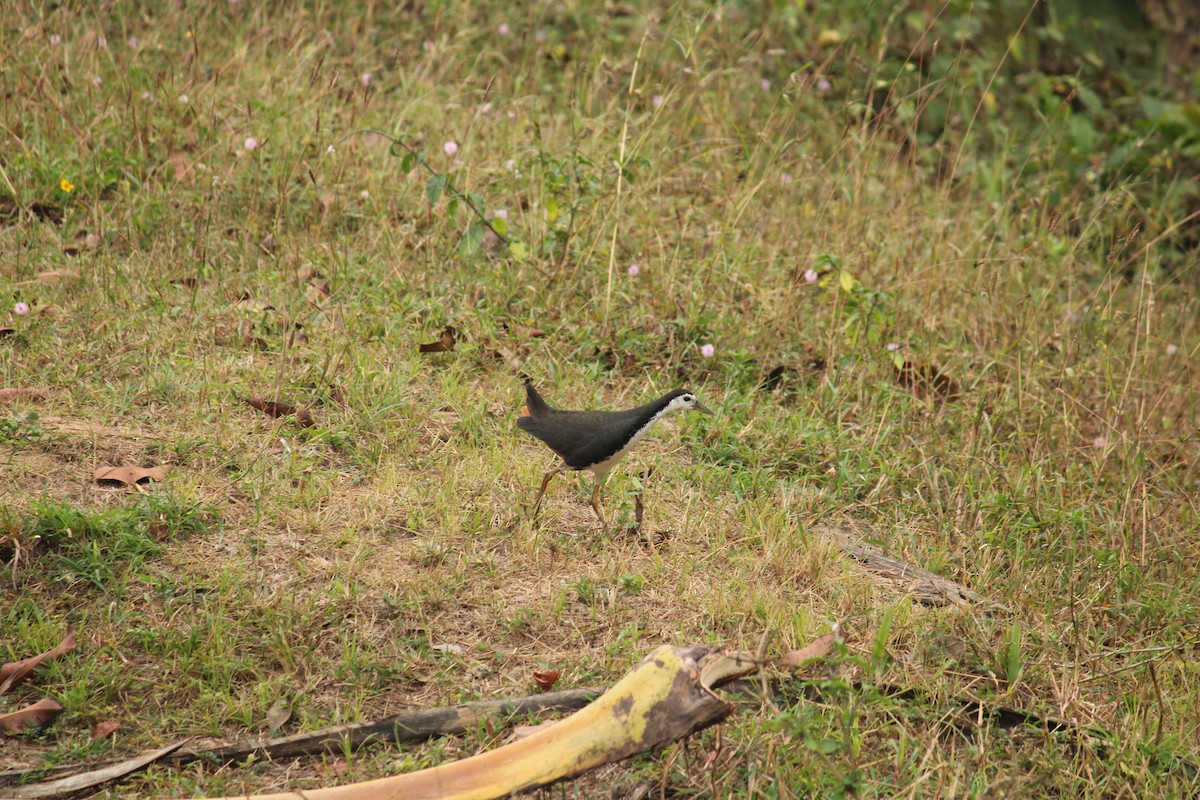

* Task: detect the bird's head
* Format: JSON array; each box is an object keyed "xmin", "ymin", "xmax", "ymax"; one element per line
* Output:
[{"xmin": 664, "ymin": 389, "xmax": 714, "ymax": 416}]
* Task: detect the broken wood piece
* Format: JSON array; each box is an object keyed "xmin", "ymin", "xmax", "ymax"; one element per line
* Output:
[
  {"xmin": 821, "ymin": 525, "xmax": 1012, "ymax": 612},
  {"xmin": 5, "ymin": 741, "xmax": 185, "ymax": 799},
  {"xmin": 192, "ymin": 644, "xmax": 740, "ymax": 800},
  {"xmin": 0, "ymin": 687, "xmax": 603, "ymax": 789}
]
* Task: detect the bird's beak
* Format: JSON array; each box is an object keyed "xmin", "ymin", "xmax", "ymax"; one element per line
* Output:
[{"xmin": 694, "ymin": 401, "xmax": 715, "ymax": 415}]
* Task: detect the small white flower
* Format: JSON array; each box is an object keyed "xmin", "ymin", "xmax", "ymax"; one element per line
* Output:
[{"xmin": 443, "ymin": 140, "xmax": 458, "ymax": 156}]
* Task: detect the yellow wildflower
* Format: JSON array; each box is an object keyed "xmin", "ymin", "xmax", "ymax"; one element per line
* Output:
[{"xmin": 60, "ymin": 178, "xmax": 74, "ymax": 193}]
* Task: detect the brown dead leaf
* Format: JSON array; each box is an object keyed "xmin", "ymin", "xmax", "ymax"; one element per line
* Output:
[
  {"xmin": 780, "ymin": 633, "xmax": 836, "ymax": 670},
  {"xmin": 500, "ymin": 321, "xmax": 547, "ymax": 338},
  {"xmin": 894, "ymin": 360, "xmax": 960, "ymax": 401},
  {"xmin": 532, "ymin": 669, "xmax": 561, "ymax": 692},
  {"xmin": 94, "ymin": 466, "xmax": 171, "ymax": 487},
  {"xmin": 91, "ymin": 720, "xmax": 120, "ymax": 740},
  {"xmin": 0, "ymin": 698, "xmax": 64, "ymax": 734},
  {"xmin": 264, "ymin": 697, "xmax": 292, "ymax": 732},
  {"xmin": 243, "ymin": 398, "xmax": 316, "ymax": 428},
  {"xmin": 0, "ymin": 388, "xmax": 43, "ymax": 404},
  {"xmin": 304, "ymin": 281, "xmax": 331, "ymax": 303},
  {"xmin": 419, "ymin": 326, "xmax": 457, "ymax": 354},
  {"xmin": 483, "ymin": 347, "xmax": 522, "ymax": 371},
  {"xmin": 167, "ymin": 151, "xmax": 194, "ymax": 182},
  {"xmin": 35, "ymin": 269, "xmax": 72, "ymax": 284},
  {"xmin": 234, "ymin": 292, "xmax": 274, "ymax": 312},
  {"xmin": 0, "ymin": 628, "xmax": 77, "ymax": 695},
  {"xmin": 296, "ymin": 264, "xmax": 321, "ymax": 283},
  {"xmin": 0, "ymin": 198, "xmax": 65, "ymax": 225}
]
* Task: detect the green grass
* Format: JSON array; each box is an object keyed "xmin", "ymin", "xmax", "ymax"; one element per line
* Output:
[{"xmin": 2, "ymin": 1, "xmax": 1199, "ymax": 797}]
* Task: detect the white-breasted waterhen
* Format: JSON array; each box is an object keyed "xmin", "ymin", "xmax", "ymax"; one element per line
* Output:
[{"xmin": 516, "ymin": 380, "xmax": 714, "ymax": 524}]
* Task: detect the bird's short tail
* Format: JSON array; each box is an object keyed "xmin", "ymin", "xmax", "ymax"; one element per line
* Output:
[{"xmin": 522, "ymin": 379, "xmax": 552, "ymax": 418}]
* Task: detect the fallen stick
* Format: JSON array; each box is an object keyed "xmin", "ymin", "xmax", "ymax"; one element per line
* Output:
[
  {"xmin": 0, "ymin": 688, "xmax": 601, "ymax": 790},
  {"xmin": 196, "ymin": 644, "xmax": 752, "ymax": 800},
  {"xmin": 4, "ymin": 742, "xmax": 185, "ymax": 800},
  {"xmin": 822, "ymin": 525, "xmax": 1013, "ymax": 611}
]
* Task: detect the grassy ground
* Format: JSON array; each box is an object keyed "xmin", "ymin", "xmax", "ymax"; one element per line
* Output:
[{"xmin": 2, "ymin": 1, "xmax": 1199, "ymax": 797}]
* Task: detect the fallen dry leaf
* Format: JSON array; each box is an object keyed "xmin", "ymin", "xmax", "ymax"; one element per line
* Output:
[
  {"xmin": 296, "ymin": 264, "xmax": 321, "ymax": 283},
  {"xmin": 264, "ymin": 697, "xmax": 292, "ymax": 732},
  {"xmin": 894, "ymin": 360, "xmax": 960, "ymax": 401},
  {"xmin": 0, "ymin": 698, "xmax": 64, "ymax": 734},
  {"xmin": 483, "ymin": 347, "xmax": 522, "ymax": 371},
  {"xmin": 500, "ymin": 321, "xmax": 547, "ymax": 338},
  {"xmin": 0, "ymin": 388, "xmax": 44, "ymax": 403},
  {"xmin": 304, "ymin": 281, "xmax": 331, "ymax": 303},
  {"xmin": 35, "ymin": 269, "xmax": 72, "ymax": 284},
  {"xmin": 0, "ymin": 198, "xmax": 64, "ymax": 224},
  {"xmin": 94, "ymin": 466, "xmax": 171, "ymax": 487},
  {"xmin": 234, "ymin": 293, "xmax": 274, "ymax": 313},
  {"xmin": 167, "ymin": 151, "xmax": 194, "ymax": 182},
  {"xmin": 243, "ymin": 398, "xmax": 316, "ymax": 428},
  {"xmin": 780, "ymin": 633, "xmax": 836, "ymax": 670},
  {"xmin": 91, "ymin": 720, "xmax": 120, "ymax": 740},
  {"xmin": 418, "ymin": 326, "xmax": 457, "ymax": 354},
  {"xmin": 532, "ymin": 669, "xmax": 561, "ymax": 692},
  {"xmin": 0, "ymin": 628, "xmax": 77, "ymax": 695}
]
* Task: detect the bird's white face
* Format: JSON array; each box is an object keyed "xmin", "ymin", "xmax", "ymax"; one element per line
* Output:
[{"xmin": 666, "ymin": 392, "xmax": 714, "ymax": 416}]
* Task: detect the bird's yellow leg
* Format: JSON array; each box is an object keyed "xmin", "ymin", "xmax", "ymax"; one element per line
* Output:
[
  {"xmin": 530, "ymin": 467, "xmax": 564, "ymax": 518},
  {"xmin": 590, "ymin": 480, "xmax": 607, "ymax": 527}
]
